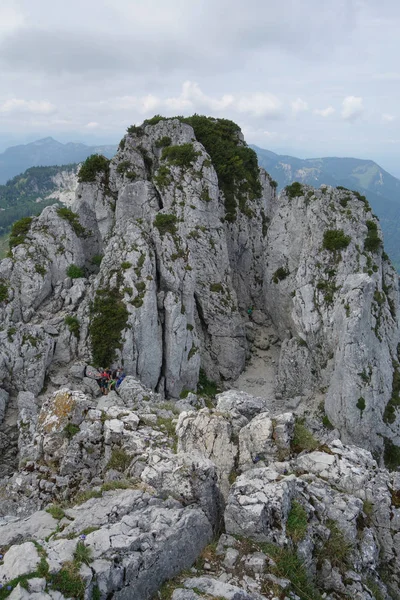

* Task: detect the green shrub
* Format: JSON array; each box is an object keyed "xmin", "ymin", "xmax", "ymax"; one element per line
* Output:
[
  {"xmin": 56, "ymin": 207, "xmax": 86, "ymax": 237},
  {"xmin": 383, "ymin": 362, "xmax": 400, "ymax": 424},
  {"xmin": 153, "ymin": 165, "xmax": 172, "ymax": 189},
  {"xmin": 106, "ymin": 448, "xmax": 131, "ymax": 472},
  {"xmin": 262, "ymin": 543, "xmax": 322, "ymax": 600},
  {"xmin": 66, "ymin": 264, "xmax": 84, "ymax": 279},
  {"xmin": 116, "ymin": 160, "xmax": 131, "ymax": 174},
  {"xmin": 197, "ymin": 368, "xmax": 220, "ymax": 400},
  {"xmin": 0, "ymin": 283, "xmax": 8, "ymax": 303},
  {"xmin": 73, "ymin": 541, "xmax": 92, "ymax": 566},
  {"xmin": 51, "ymin": 561, "xmax": 86, "ymax": 600},
  {"xmin": 91, "ymin": 254, "xmax": 103, "ymax": 266},
  {"xmin": 154, "ymin": 213, "xmax": 178, "ymax": 236},
  {"xmin": 64, "ymin": 423, "xmax": 80, "ymax": 439},
  {"xmin": 35, "ymin": 264, "xmax": 46, "ymax": 276},
  {"xmin": 352, "ymin": 190, "xmax": 371, "ymax": 211},
  {"xmin": 210, "ymin": 283, "xmax": 224, "ymax": 293},
  {"xmin": 9, "ymin": 216, "xmax": 33, "ymax": 248},
  {"xmin": 143, "ymin": 115, "xmax": 167, "ymax": 126},
  {"xmin": 322, "ymin": 229, "xmax": 351, "ymax": 251},
  {"xmin": 317, "ymin": 520, "xmax": 353, "ymax": 571},
  {"xmin": 65, "ymin": 315, "xmax": 80, "ymax": 338},
  {"xmin": 291, "ymin": 420, "xmax": 319, "ymax": 453},
  {"xmin": 78, "ymin": 154, "xmax": 109, "ymax": 183},
  {"xmin": 125, "ymin": 171, "xmax": 137, "ymax": 180},
  {"xmin": 285, "ymin": 182, "xmax": 304, "ymax": 198},
  {"xmin": 155, "ymin": 136, "xmax": 172, "ymax": 148},
  {"xmin": 121, "ymin": 261, "xmax": 132, "ymax": 270},
  {"xmin": 161, "ymin": 143, "xmax": 199, "ymax": 168},
  {"xmin": 272, "ymin": 266, "xmax": 289, "ymax": 283},
  {"xmin": 286, "ymin": 501, "xmax": 308, "ymax": 542},
  {"xmin": 89, "ymin": 287, "xmax": 129, "ymax": 367},
  {"xmin": 364, "ymin": 220, "xmax": 381, "ymax": 252},
  {"xmin": 180, "ymin": 115, "xmax": 262, "ymax": 222},
  {"xmin": 46, "ymin": 505, "xmax": 66, "ymax": 520},
  {"xmin": 127, "ymin": 124, "xmax": 144, "ymax": 136},
  {"xmin": 357, "ymin": 397, "xmax": 366, "ymax": 411}
]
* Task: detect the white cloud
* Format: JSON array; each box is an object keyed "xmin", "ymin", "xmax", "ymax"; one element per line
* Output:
[
  {"xmin": 291, "ymin": 98, "xmax": 308, "ymax": 114},
  {"xmin": 0, "ymin": 98, "xmax": 56, "ymax": 114},
  {"xmin": 341, "ymin": 96, "xmax": 364, "ymax": 121},
  {"xmin": 314, "ymin": 106, "xmax": 335, "ymax": 117},
  {"xmin": 106, "ymin": 82, "xmax": 282, "ymax": 120},
  {"xmin": 0, "ymin": 5, "xmax": 24, "ymax": 37},
  {"xmin": 86, "ymin": 121, "xmax": 99, "ymax": 129},
  {"xmin": 382, "ymin": 113, "xmax": 395, "ymax": 123}
]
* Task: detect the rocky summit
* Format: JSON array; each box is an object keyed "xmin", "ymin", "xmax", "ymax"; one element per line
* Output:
[{"xmin": 0, "ymin": 115, "xmax": 399, "ymax": 599}]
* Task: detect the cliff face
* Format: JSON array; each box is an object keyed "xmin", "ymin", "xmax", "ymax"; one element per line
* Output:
[
  {"xmin": 1, "ymin": 117, "xmax": 400, "ymax": 599},
  {"xmin": 264, "ymin": 184, "xmax": 400, "ymax": 452},
  {"xmin": 0, "ymin": 117, "xmax": 399, "ymax": 456}
]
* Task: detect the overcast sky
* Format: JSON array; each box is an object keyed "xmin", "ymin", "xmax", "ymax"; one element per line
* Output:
[{"xmin": 1, "ymin": 0, "xmax": 400, "ymax": 174}]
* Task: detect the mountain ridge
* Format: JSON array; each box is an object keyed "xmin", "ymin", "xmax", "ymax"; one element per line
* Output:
[
  {"xmin": 0, "ymin": 136, "xmax": 118, "ymax": 185},
  {"xmin": 252, "ymin": 144, "xmax": 400, "ymax": 269}
]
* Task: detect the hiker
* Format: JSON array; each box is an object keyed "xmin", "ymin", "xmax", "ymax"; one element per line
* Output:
[
  {"xmin": 116, "ymin": 372, "xmax": 126, "ymax": 390},
  {"xmin": 247, "ymin": 306, "xmax": 254, "ymax": 317}
]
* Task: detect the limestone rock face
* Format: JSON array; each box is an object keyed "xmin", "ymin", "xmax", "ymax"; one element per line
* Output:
[{"xmin": 264, "ymin": 184, "xmax": 400, "ymax": 452}]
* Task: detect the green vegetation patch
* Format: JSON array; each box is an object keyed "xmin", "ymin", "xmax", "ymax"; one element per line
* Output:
[
  {"xmin": 78, "ymin": 154, "xmax": 110, "ymax": 183},
  {"xmin": 322, "ymin": 229, "xmax": 351, "ymax": 251},
  {"xmin": 64, "ymin": 423, "xmax": 80, "ymax": 439},
  {"xmin": 154, "ymin": 213, "xmax": 178, "ymax": 236},
  {"xmin": 66, "ymin": 264, "xmax": 84, "ymax": 279},
  {"xmin": 285, "ymin": 182, "xmax": 304, "ymax": 198},
  {"xmin": 364, "ymin": 219, "xmax": 381, "ymax": 252},
  {"xmin": 51, "ymin": 561, "xmax": 86, "ymax": 600},
  {"xmin": 383, "ymin": 361, "xmax": 400, "ymax": 424},
  {"xmin": 46, "ymin": 505, "xmax": 66, "ymax": 520},
  {"xmin": 180, "ymin": 115, "xmax": 262, "ymax": 222},
  {"xmin": 65, "ymin": 315, "xmax": 80, "ymax": 338},
  {"xmin": 161, "ymin": 143, "xmax": 199, "ymax": 168},
  {"xmin": 357, "ymin": 397, "xmax": 366, "ymax": 412},
  {"xmin": 89, "ymin": 287, "xmax": 129, "ymax": 367},
  {"xmin": 0, "ymin": 282, "xmax": 9, "ymax": 303},
  {"xmin": 9, "ymin": 216, "xmax": 33, "ymax": 249},
  {"xmin": 262, "ymin": 543, "xmax": 322, "ymax": 600},
  {"xmin": 286, "ymin": 501, "xmax": 308, "ymax": 542},
  {"xmin": 155, "ymin": 136, "xmax": 172, "ymax": 148},
  {"xmin": 272, "ymin": 266, "xmax": 289, "ymax": 283},
  {"xmin": 291, "ymin": 419, "xmax": 319, "ymax": 454},
  {"xmin": 106, "ymin": 448, "xmax": 132, "ymax": 472},
  {"xmin": 56, "ymin": 207, "xmax": 86, "ymax": 237}
]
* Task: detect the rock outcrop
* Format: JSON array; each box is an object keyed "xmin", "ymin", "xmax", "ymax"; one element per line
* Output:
[{"xmin": 0, "ymin": 115, "xmax": 400, "ymax": 599}]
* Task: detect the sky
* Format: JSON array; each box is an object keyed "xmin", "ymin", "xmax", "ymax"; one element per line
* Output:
[{"xmin": 1, "ymin": 0, "xmax": 400, "ymax": 175}]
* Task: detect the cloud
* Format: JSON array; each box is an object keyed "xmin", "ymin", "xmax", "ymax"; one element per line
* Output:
[
  {"xmin": 314, "ymin": 106, "xmax": 335, "ymax": 117},
  {"xmin": 382, "ymin": 113, "xmax": 395, "ymax": 123},
  {"xmin": 291, "ymin": 98, "xmax": 308, "ymax": 114},
  {"xmin": 0, "ymin": 98, "xmax": 56, "ymax": 114},
  {"xmin": 341, "ymin": 96, "xmax": 364, "ymax": 121},
  {"xmin": 106, "ymin": 82, "xmax": 282, "ymax": 120},
  {"xmin": 86, "ymin": 121, "xmax": 99, "ymax": 129}
]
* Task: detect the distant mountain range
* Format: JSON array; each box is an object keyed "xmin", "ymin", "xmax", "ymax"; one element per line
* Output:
[
  {"xmin": 0, "ymin": 137, "xmax": 118, "ymax": 185},
  {"xmin": 252, "ymin": 146, "xmax": 400, "ymax": 271}
]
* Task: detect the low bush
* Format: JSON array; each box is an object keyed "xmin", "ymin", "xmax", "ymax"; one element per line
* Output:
[
  {"xmin": 285, "ymin": 182, "xmax": 304, "ymax": 198},
  {"xmin": 65, "ymin": 315, "xmax": 80, "ymax": 338},
  {"xmin": 161, "ymin": 143, "xmax": 199, "ymax": 168},
  {"xmin": 66, "ymin": 264, "xmax": 84, "ymax": 279},
  {"xmin": 89, "ymin": 287, "xmax": 128, "ymax": 367},
  {"xmin": 9, "ymin": 216, "xmax": 33, "ymax": 249},
  {"xmin": 272, "ymin": 266, "xmax": 289, "ymax": 283},
  {"xmin": 78, "ymin": 154, "xmax": 109, "ymax": 183},
  {"xmin": 106, "ymin": 448, "xmax": 131, "ymax": 472},
  {"xmin": 291, "ymin": 419, "xmax": 319, "ymax": 453},
  {"xmin": 154, "ymin": 213, "xmax": 178, "ymax": 236},
  {"xmin": 286, "ymin": 501, "xmax": 308, "ymax": 542},
  {"xmin": 56, "ymin": 207, "xmax": 86, "ymax": 237},
  {"xmin": 0, "ymin": 283, "xmax": 8, "ymax": 303},
  {"xmin": 364, "ymin": 220, "xmax": 381, "ymax": 252},
  {"xmin": 322, "ymin": 229, "xmax": 351, "ymax": 251},
  {"xmin": 383, "ymin": 437, "xmax": 400, "ymax": 471}
]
